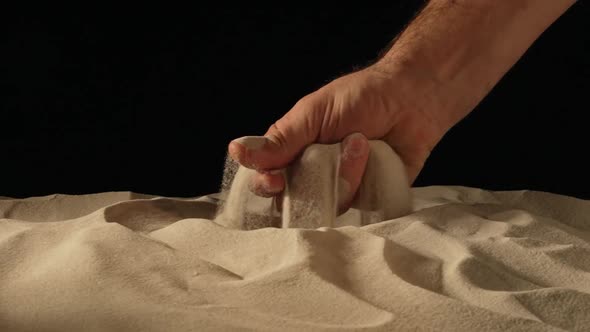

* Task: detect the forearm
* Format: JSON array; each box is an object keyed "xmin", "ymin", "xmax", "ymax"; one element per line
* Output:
[{"xmin": 375, "ymin": 0, "xmax": 577, "ymax": 130}]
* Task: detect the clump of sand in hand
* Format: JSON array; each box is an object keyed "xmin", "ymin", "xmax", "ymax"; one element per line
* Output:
[{"xmin": 215, "ymin": 140, "xmax": 413, "ymax": 230}]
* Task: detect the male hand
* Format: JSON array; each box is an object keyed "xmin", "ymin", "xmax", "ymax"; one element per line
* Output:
[{"xmin": 228, "ymin": 65, "xmax": 446, "ymax": 213}]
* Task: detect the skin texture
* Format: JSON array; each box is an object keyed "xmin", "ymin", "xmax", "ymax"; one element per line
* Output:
[{"xmin": 228, "ymin": 0, "xmax": 577, "ymax": 213}]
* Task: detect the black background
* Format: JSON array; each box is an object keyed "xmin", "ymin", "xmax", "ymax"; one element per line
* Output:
[{"xmin": 3, "ymin": 2, "xmax": 589, "ymax": 199}]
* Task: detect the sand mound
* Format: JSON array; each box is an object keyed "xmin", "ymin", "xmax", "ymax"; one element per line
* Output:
[{"xmin": 1, "ymin": 186, "xmax": 589, "ymax": 331}]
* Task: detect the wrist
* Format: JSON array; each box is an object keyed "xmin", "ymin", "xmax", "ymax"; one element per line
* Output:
[
  {"xmin": 369, "ymin": 0, "xmax": 577, "ymax": 133},
  {"xmin": 368, "ymin": 58, "xmax": 458, "ymax": 140}
]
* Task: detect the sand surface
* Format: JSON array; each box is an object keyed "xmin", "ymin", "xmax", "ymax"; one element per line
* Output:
[{"xmin": 1, "ymin": 186, "xmax": 589, "ymax": 331}]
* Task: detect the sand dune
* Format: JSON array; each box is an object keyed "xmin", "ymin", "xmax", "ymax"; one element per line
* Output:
[{"xmin": 1, "ymin": 186, "xmax": 589, "ymax": 331}]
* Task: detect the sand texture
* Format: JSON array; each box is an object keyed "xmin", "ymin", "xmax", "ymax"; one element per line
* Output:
[
  {"xmin": 214, "ymin": 141, "xmax": 413, "ymax": 230},
  {"xmin": 1, "ymin": 185, "xmax": 589, "ymax": 331}
]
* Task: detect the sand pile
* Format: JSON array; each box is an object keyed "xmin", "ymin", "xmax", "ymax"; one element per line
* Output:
[{"xmin": 0, "ymin": 148, "xmax": 589, "ymax": 330}]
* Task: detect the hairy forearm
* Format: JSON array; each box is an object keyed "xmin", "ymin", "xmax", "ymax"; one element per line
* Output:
[{"xmin": 375, "ymin": 0, "xmax": 577, "ymax": 130}]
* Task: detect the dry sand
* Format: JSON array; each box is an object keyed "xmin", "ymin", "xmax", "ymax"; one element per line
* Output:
[
  {"xmin": 215, "ymin": 140, "xmax": 413, "ymax": 230},
  {"xmin": 1, "ymin": 144, "xmax": 590, "ymax": 330}
]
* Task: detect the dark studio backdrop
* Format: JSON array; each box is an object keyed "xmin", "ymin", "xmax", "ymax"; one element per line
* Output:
[{"xmin": 3, "ymin": 2, "xmax": 589, "ymax": 199}]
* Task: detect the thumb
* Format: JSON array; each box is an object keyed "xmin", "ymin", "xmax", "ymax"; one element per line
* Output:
[{"xmin": 228, "ymin": 98, "xmax": 323, "ymax": 171}]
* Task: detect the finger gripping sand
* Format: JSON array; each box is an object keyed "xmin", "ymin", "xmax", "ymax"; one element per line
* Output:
[{"xmin": 214, "ymin": 140, "xmax": 413, "ymax": 230}]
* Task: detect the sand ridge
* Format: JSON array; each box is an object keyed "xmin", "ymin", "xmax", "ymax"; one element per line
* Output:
[{"xmin": 0, "ymin": 186, "xmax": 589, "ymax": 331}]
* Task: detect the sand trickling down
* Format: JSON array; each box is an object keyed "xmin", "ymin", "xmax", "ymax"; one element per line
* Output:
[{"xmin": 214, "ymin": 140, "xmax": 413, "ymax": 230}]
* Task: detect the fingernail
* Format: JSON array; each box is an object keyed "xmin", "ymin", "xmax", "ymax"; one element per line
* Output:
[
  {"xmin": 343, "ymin": 133, "xmax": 368, "ymax": 160},
  {"xmin": 256, "ymin": 181, "xmax": 282, "ymax": 196},
  {"xmin": 232, "ymin": 136, "xmax": 268, "ymax": 150},
  {"xmin": 263, "ymin": 182, "xmax": 283, "ymax": 194},
  {"xmin": 337, "ymin": 178, "xmax": 351, "ymax": 207},
  {"xmin": 228, "ymin": 141, "xmax": 242, "ymax": 160},
  {"xmin": 258, "ymin": 168, "xmax": 284, "ymax": 176}
]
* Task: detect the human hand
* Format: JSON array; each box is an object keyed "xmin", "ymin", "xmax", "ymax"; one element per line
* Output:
[{"xmin": 228, "ymin": 64, "xmax": 447, "ymax": 213}]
